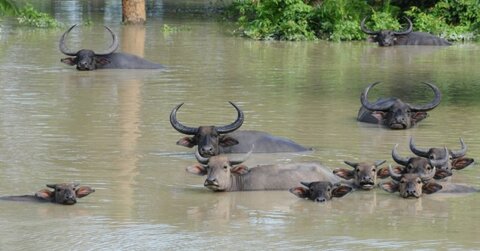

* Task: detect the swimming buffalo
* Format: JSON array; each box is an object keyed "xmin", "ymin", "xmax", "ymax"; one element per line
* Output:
[
  {"xmin": 333, "ymin": 160, "xmax": 386, "ymax": 190},
  {"xmin": 409, "ymin": 137, "xmax": 474, "ymax": 175},
  {"xmin": 186, "ymin": 151, "xmax": 339, "ymax": 192},
  {"xmin": 0, "ymin": 183, "xmax": 95, "ymax": 205},
  {"xmin": 361, "ymin": 17, "xmax": 451, "ymax": 46},
  {"xmin": 60, "ymin": 24, "xmax": 164, "ymax": 71},
  {"xmin": 170, "ymin": 102, "xmax": 310, "ymax": 157},
  {"xmin": 380, "ymin": 165, "xmax": 441, "ymax": 198},
  {"xmin": 289, "ymin": 181, "xmax": 353, "ymax": 203},
  {"xmin": 357, "ymin": 82, "xmax": 441, "ymax": 129}
]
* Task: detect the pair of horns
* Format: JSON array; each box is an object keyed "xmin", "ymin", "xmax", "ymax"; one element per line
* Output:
[
  {"xmin": 59, "ymin": 24, "xmax": 119, "ymax": 56},
  {"xmin": 361, "ymin": 16, "xmax": 413, "ymax": 35}
]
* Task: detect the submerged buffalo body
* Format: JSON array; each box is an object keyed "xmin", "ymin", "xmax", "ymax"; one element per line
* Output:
[
  {"xmin": 187, "ymin": 151, "xmax": 340, "ymax": 192},
  {"xmin": 361, "ymin": 17, "xmax": 451, "ymax": 46},
  {"xmin": 333, "ymin": 160, "xmax": 386, "ymax": 190},
  {"xmin": 409, "ymin": 137, "xmax": 474, "ymax": 175},
  {"xmin": 357, "ymin": 82, "xmax": 441, "ymax": 129},
  {"xmin": 0, "ymin": 183, "xmax": 95, "ymax": 205},
  {"xmin": 289, "ymin": 181, "xmax": 353, "ymax": 203},
  {"xmin": 170, "ymin": 102, "xmax": 310, "ymax": 157},
  {"xmin": 60, "ymin": 24, "xmax": 164, "ymax": 71}
]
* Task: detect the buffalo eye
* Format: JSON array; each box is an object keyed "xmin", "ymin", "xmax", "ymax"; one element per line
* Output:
[
  {"xmin": 56, "ymin": 188, "xmax": 61, "ymax": 192},
  {"xmin": 429, "ymin": 155, "xmax": 435, "ymax": 160},
  {"xmin": 400, "ymin": 179, "xmax": 406, "ymax": 184},
  {"xmin": 426, "ymin": 165, "xmax": 432, "ymax": 171},
  {"xmin": 372, "ymin": 168, "xmax": 376, "ymax": 172},
  {"xmin": 416, "ymin": 179, "xmax": 422, "ymax": 184},
  {"xmin": 327, "ymin": 187, "xmax": 331, "ymax": 192},
  {"xmin": 223, "ymin": 165, "xmax": 228, "ymax": 170},
  {"xmin": 407, "ymin": 165, "xmax": 413, "ymax": 170}
]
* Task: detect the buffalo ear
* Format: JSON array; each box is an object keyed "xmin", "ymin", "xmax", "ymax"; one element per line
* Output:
[
  {"xmin": 377, "ymin": 167, "xmax": 391, "ymax": 179},
  {"xmin": 333, "ymin": 168, "xmax": 354, "ymax": 180},
  {"xmin": 61, "ymin": 57, "xmax": 76, "ymax": 66},
  {"xmin": 289, "ymin": 187, "xmax": 309, "ymax": 199},
  {"xmin": 411, "ymin": 112, "xmax": 429, "ymax": 124},
  {"xmin": 186, "ymin": 164, "xmax": 207, "ymax": 176},
  {"xmin": 95, "ymin": 57, "xmax": 110, "ymax": 66},
  {"xmin": 35, "ymin": 189, "xmax": 54, "ymax": 201},
  {"xmin": 332, "ymin": 185, "xmax": 353, "ymax": 198},
  {"xmin": 371, "ymin": 111, "xmax": 386, "ymax": 122},
  {"xmin": 176, "ymin": 137, "xmax": 196, "ymax": 148},
  {"xmin": 452, "ymin": 157, "xmax": 474, "ymax": 170},
  {"xmin": 231, "ymin": 165, "xmax": 249, "ymax": 175},
  {"xmin": 76, "ymin": 186, "xmax": 95, "ymax": 198},
  {"xmin": 219, "ymin": 136, "xmax": 239, "ymax": 147},
  {"xmin": 423, "ymin": 182, "xmax": 442, "ymax": 194},
  {"xmin": 380, "ymin": 182, "xmax": 399, "ymax": 193},
  {"xmin": 434, "ymin": 169, "xmax": 452, "ymax": 179}
]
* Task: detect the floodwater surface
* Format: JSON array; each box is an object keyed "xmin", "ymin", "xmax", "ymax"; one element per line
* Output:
[{"xmin": 1, "ymin": 2, "xmax": 480, "ymax": 250}]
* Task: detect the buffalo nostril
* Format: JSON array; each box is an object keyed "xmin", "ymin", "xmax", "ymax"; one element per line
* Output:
[{"xmin": 315, "ymin": 198, "xmax": 326, "ymax": 203}]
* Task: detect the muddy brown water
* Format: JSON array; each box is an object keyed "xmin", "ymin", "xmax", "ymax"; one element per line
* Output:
[{"xmin": 0, "ymin": 2, "xmax": 479, "ymax": 249}]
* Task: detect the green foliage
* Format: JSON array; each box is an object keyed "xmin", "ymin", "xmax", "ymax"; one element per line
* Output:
[
  {"xmin": 0, "ymin": 0, "xmax": 18, "ymax": 16},
  {"xmin": 17, "ymin": 4, "xmax": 61, "ymax": 28}
]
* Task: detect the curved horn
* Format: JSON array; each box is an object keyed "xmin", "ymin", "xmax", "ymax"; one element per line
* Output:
[
  {"xmin": 421, "ymin": 166, "xmax": 436, "ymax": 182},
  {"xmin": 195, "ymin": 150, "xmax": 209, "ymax": 165},
  {"xmin": 216, "ymin": 102, "xmax": 244, "ymax": 134},
  {"xmin": 360, "ymin": 16, "xmax": 379, "ymax": 35},
  {"xmin": 360, "ymin": 82, "xmax": 392, "ymax": 111},
  {"xmin": 374, "ymin": 160, "xmax": 386, "ymax": 167},
  {"xmin": 170, "ymin": 103, "xmax": 198, "ymax": 135},
  {"xmin": 95, "ymin": 26, "xmax": 119, "ymax": 56},
  {"xmin": 392, "ymin": 144, "xmax": 410, "ymax": 166},
  {"xmin": 59, "ymin": 24, "xmax": 79, "ymax": 56},
  {"xmin": 409, "ymin": 82, "xmax": 442, "ymax": 112},
  {"xmin": 46, "ymin": 184, "xmax": 57, "ymax": 189},
  {"xmin": 450, "ymin": 138, "xmax": 467, "ymax": 158},
  {"xmin": 409, "ymin": 137, "xmax": 429, "ymax": 157},
  {"xmin": 388, "ymin": 164, "xmax": 402, "ymax": 180},
  {"xmin": 394, "ymin": 17, "xmax": 413, "ymax": 35},
  {"xmin": 343, "ymin": 161, "xmax": 358, "ymax": 169},
  {"xmin": 300, "ymin": 181, "xmax": 312, "ymax": 187},
  {"xmin": 429, "ymin": 147, "xmax": 449, "ymax": 168},
  {"xmin": 229, "ymin": 146, "xmax": 253, "ymax": 166}
]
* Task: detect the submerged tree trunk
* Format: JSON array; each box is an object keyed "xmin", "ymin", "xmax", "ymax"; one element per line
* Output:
[{"xmin": 122, "ymin": 0, "xmax": 146, "ymax": 24}]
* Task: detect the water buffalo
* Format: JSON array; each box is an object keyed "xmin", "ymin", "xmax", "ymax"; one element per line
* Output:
[
  {"xmin": 170, "ymin": 102, "xmax": 310, "ymax": 157},
  {"xmin": 289, "ymin": 181, "xmax": 353, "ymax": 203},
  {"xmin": 361, "ymin": 16, "xmax": 451, "ymax": 46},
  {"xmin": 380, "ymin": 165, "xmax": 441, "ymax": 198},
  {"xmin": 333, "ymin": 160, "xmax": 386, "ymax": 190},
  {"xmin": 59, "ymin": 24, "xmax": 164, "ymax": 71},
  {"xmin": 357, "ymin": 82, "xmax": 442, "ymax": 129},
  {"xmin": 186, "ymin": 151, "xmax": 339, "ymax": 192},
  {"xmin": 409, "ymin": 137, "xmax": 474, "ymax": 175},
  {"xmin": 0, "ymin": 183, "xmax": 95, "ymax": 205}
]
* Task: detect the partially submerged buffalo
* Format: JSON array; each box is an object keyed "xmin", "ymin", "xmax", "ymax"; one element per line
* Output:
[
  {"xmin": 186, "ymin": 151, "xmax": 339, "ymax": 192},
  {"xmin": 0, "ymin": 183, "xmax": 95, "ymax": 205},
  {"xmin": 333, "ymin": 160, "xmax": 386, "ymax": 190},
  {"xmin": 361, "ymin": 16, "xmax": 451, "ymax": 46},
  {"xmin": 170, "ymin": 102, "xmax": 310, "ymax": 157},
  {"xmin": 380, "ymin": 165, "xmax": 441, "ymax": 198},
  {"xmin": 289, "ymin": 181, "xmax": 352, "ymax": 203},
  {"xmin": 409, "ymin": 137, "xmax": 474, "ymax": 175},
  {"xmin": 60, "ymin": 24, "xmax": 164, "ymax": 71},
  {"xmin": 357, "ymin": 82, "xmax": 442, "ymax": 129}
]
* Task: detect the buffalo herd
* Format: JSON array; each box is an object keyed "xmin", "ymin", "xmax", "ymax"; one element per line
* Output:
[{"xmin": 0, "ymin": 19, "xmax": 476, "ymax": 206}]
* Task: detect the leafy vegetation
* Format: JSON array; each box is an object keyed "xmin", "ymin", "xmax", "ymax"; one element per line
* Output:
[
  {"xmin": 0, "ymin": 0, "xmax": 18, "ymax": 16},
  {"xmin": 16, "ymin": 4, "xmax": 61, "ymax": 28},
  {"xmin": 227, "ymin": 0, "xmax": 480, "ymax": 41}
]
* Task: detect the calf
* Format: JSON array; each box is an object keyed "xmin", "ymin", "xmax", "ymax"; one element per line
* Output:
[
  {"xmin": 289, "ymin": 181, "xmax": 352, "ymax": 202},
  {"xmin": 0, "ymin": 183, "xmax": 95, "ymax": 205},
  {"xmin": 333, "ymin": 160, "xmax": 386, "ymax": 190}
]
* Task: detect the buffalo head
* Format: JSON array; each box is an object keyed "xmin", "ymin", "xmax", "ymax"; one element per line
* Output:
[
  {"xmin": 361, "ymin": 16, "xmax": 413, "ymax": 46},
  {"xmin": 186, "ymin": 150, "xmax": 251, "ymax": 192},
  {"xmin": 409, "ymin": 137, "xmax": 474, "ymax": 175},
  {"xmin": 35, "ymin": 183, "xmax": 95, "ymax": 205},
  {"xmin": 333, "ymin": 160, "xmax": 386, "ymax": 190},
  {"xmin": 170, "ymin": 102, "xmax": 244, "ymax": 157},
  {"xmin": 381, "ymin": 165, "xmax": 442, "ymax": 198},
  {"xmin": 59, "ymin": 24, "xmax": 119, "ymax": 71},
  {"xmin": 290, "ymin": 181, "xmax": 352, "ymax": 203},
  {"xmin": 360, "ymin": 82, "xmax": 441, "ymax": 129}
]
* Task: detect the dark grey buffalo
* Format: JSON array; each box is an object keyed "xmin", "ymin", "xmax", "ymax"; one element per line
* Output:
[
  {"xmin": 357, "ymin": 82, "xmax": 441, "ymax": 129},
  {"xmin": 409, "ymin": 137, "xmax": 474, "ymax": 175},
  {"xmin": 361, "ymin": 17, "xmax": 451, "ymax": 46},
  {"xmin": 289, "ymin": 181, "xmax": 352, "ymax": 203},
  {"xmin": 333, "ymin": 160, "xmax": 386, "ymax": 190},
  {"xmin": 0, "ymin": 183, "xmax": 95, "ymax": 205},
  {"xmin": 186, "ymin": 151, "xmax": 339, "ymax": 192},
  {"xmin": 60, "ymin": 24, "xmax": 164, "ymax": 71},
  {"xmin": 170, "ymin": 102, "xmax": 310, "ymax": 157}
]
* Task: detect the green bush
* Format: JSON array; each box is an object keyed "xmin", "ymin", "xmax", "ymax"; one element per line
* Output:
[
  {"xmin": 0, "ymin": 0, "xmax": 18, "ymax": 16},
  {"xmin": 17, "ymin": 4, "xmax": 61, "ymax": 28}
]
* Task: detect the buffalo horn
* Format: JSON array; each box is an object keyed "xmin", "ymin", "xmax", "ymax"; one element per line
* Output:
[
  {"xmin": 388, "ymin": 164, "xmax": 402, "ymax": 180},
  {"xmin": 392, "ymin": 144, "xmax": 410, "ymax": 166},
  {"xmin": 360, "ymin": 16, "xmax": 379, "ymax": 35},
  {"xmin": 374, "ymin": 160, "xmax": 387, "ymax": 167},
  {"xmin": 429, "ymin": 147, "xmax": 449, "ymax": 168},
  {"xmin": 409, "ymin": 82, "xmax": 442, "ymax": 112},
  {"xmin": 360, "ymin": 82, "xmax": 392, "ymax": 111},
  {"xmin": 195, "ymin": 150, "xmax": 209, "ymax": 165},
  {"xmin": 95, "ymin": 26, "xmax": 119, "ymax": 56},
  {"xmin": 300, "ymin": 181, "xmax": 312, "ymax": 187},
  {"xmin": 46, "ymin": 184, "xmax": 57, "ymax": 189},
  {"xmin": 229, "ymin": 146, "xmax": 253, "ymax": 166},
  {"xmin": 59, "ymin": 24, "xmax": 79, "ymax": 56},
  {"xmin": 216, "ymin": 102, "xmax": 244, "ymax": 134},
  {"xmin": 170, "ymin": 103, "xmax": 198, "ymax": 135},
  {"xmin": 393, "ymin": 17, "xmax": 413, "ymax": 35},
  {"xmin": 343, "ymin": 161, "xmax": 358, "ymax": 169},
  {"xmin": 450, "ymin": 138, "xmax": 467, "ymax": 158},
  {"xmin": 409, "ymin": 137, "xmax": 429, "ymax": 157}
]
